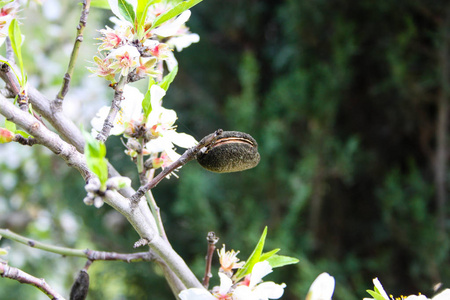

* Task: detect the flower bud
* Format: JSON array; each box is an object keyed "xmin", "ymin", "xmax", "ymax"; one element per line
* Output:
[
  {"xmin": 0, "ymin": 128, "xmax": 14, "ymax": 143},
  {"xmin": 106, "ymin": 176, "xmax": 131, "ymax": 190}
]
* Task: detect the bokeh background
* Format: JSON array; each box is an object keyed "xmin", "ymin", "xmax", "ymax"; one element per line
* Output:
[{"xmin": 1, "ymin": 0, "xmax": 450, "ymax": 299}]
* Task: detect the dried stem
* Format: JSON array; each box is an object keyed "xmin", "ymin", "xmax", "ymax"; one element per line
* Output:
[
  {"xmin": 53, "ymin": 0, "xmax": 91, "ymax": 111},
  {"xmin": 130, "ymin": 129, "xmax": 223, "ymax": 203},
  {"xmin": 96, "ymin": 76, "xmax": 127, "ymax": 142},
  {"xmin": 203, "ymin": 232, "xmax": 219, "ymax": 288},
  {"xmin": 0, "ymin": 261, "xmax": 65, "ymax": 300},
  {"xmin": 14, "ymin": 134, "xmax": 39, "ymax": 146}
]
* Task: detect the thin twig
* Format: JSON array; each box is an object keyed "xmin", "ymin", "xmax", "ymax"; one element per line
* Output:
[
  {"xmin": 0, "ymin": 261, "xmax": 65, "ymax": 300},
  {"xmin": 0, "ymin": 228, "xmax": 154, "ymax": 262},
  {"xmin": 130, "ymin": 129, "xmax": 223, "ymax": 203},
  {"xmin": 145, "ymin": 191, "xmax": 168, "ymax": 241},
  {"xmin": 5, "ymin": 37, "xmax": 15, "ymax": 63},
  {"xmin": 202, "ymin": 232, "xmax": 219, "ymax": 288},
  {"xmin": 96, "ymin": 76, "xmax": 127, "ymax": 142},
  {"xmin": 53, "ymin": 0, "xmax": 91, "ymax": 111}
]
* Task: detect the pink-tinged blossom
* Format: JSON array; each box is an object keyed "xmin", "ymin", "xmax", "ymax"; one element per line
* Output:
[
  {"xmin": 88, "ymin": 55, "xmax": 116, "ymax": 82},
  {"xmin": 144, "ymin": 40, "xmax": 171, "ymax": 60},
  {"xmin": 135, "ymin": 57, "xmax": 159, "ymax": 78},
  {"xmin": 0, "ymin": 1, "xmax": 19, "ymax": 44},
  {"xmin": 98, "ymin": 26, "xmax": 124, "ymax": 50},
  {"xmin": 232, "ymin": 261, "xmax": 286, "ymax": 300},
  {"xmin": 0, "ymin": 128, "xmax": 14, "ymax": 143},
  {"xmin": 218, "ymin": 245, "xmax": 245, "ymax": 275},
  {"xmin": 107, "ymin": 45, "xmax": 140, "ymax": 76}
]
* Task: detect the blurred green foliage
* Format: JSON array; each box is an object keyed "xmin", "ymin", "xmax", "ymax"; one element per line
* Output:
[{"xmin": 1, "ymin": 1, "xmax": 450, "ymax": 299}]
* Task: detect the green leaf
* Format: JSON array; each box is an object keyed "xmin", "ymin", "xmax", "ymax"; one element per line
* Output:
[
  {"xmin": 8, "ymin": 19, "xmax": 25, "ymax": 86},
  {"xmin": 142, "ymin": 89, "xmax": 152, "ymax": 119},
  {"xmin": 266, "ymin": 254, "xmax": 299, "ymax": 268},
  {"xmin": 234, "ymin": 226, "xmax": 267, "ymax": 281},
  {"xmin": 15, "ymin": 130, "xmax": 31, "ymax": 138},
  {"xmin": 118, "ymin": 0, "xmax": 136, "ymax": 24},
  {"xmin": 366, "ymin": 290, "xmax": 388, "ymax": 300},
  {"xmin": 4, "ymin": 119, "xmax": 16, "ymax": 133},
  {"xmin": 0, "ymin": 248, "xmax": 7, "ymax": 256},
  {"xmin": 150, "ymin": 0, "xmax": 202, "ymax": 30},
  {"xmin": 159, "ymin": 65, "xmax": 178, "ymax": 91},
  {"xmin": 136, "ymin": 0, "xmax": 161, "ymax": 37},
  {"xmin": 259, "ymin": 248, "xmax": 280, "ymax": 262},
  {"xmin": 83, "ymin": 132, "xmax": 109, "ymax": 186},
  {"xmin": 91, "ymin": 0, "xmax": 110, "ymax": 9}
]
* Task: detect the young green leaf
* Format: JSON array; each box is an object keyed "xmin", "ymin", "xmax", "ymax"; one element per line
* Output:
[
  {"xmin": 136, "ymin": 0, "xmax": 161, "ymax": 37},
  {"xmin": 150, "ymin": 0, "xmax": 202, "ymax": 30},
  {"xmin": 259, "ymin": 248, "xmax": 280, "ymax": 262},
  {"xmin": 91, "ymin": 0, "xmax": 110, "ymax": 9},
  {"xmin": 234, "ymin": 226, "xmax": 267, "ymax": 281},
  {"xmin": 159, "ymin": 65, "xmax": 178, "ymax": 91},
  {"xmin": 0, "ymin": 247, "xmax": 8, "ymax": 256},
  {"xmin": 118, "ymin": 0, "xmax": 136, "ymax": 24},
  {"xmin": 83, "ymin": 132, "xmax": 109, "ymax": 187},
  {"xmin": 366, "ymin": 290, "xmax": 388, "ymax": 300},
  {"xmin": 142, "ymin": 89, "xmax": 152, "ymax": 119},
  {"xmin": 266, "ymin": 254, "xmax": 299, "ymax": 269},
  {"xmin": 4, "ymin": 119, "xmax": 16, "ymax": 133},
  {"xmin": 8, "ymin": 19, "xmax": 25, "ymax": 86},
  {"xmin": 15, "ymin": 130, "xmax": 31, "ymax": 138}
]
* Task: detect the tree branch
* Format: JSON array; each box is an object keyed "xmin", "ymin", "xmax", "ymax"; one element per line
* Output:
[
  {"xmin": 0, "ymin": 261, "xmax": 65, "ymax": 300},
  {"xmin": 0, "ymin": 228, "xmax": 155, "ymax": 262},
  {"xmin": 130, "ymin": 129, "xmax": 223, "ymax": 203},
  {"xmin": 53, "ymin": 0, "xmax": 91, "ymax": 111},
  {"xmin": 0, "ymin": 94, "xmax": 93, "ymax": 181},
  {"xmin": 0, "ymin": 58, "xmax": 135, "ymax": 198},
  {"xmin": 96, "ymin": 76, "xmax": 127, "ymax": 143}
]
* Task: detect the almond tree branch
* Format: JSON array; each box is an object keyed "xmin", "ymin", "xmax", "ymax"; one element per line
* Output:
[
  {"xmin": 53, "ymin": 0, "xmax": 91, "ymax": 111},
  {"xmin": 96, "ymin": 75, "xmax": 127, "ymax": 142},
  {"xmin": 0, "ymin": 96, "xmax": 202, "ymax": 290},
  {"xmin": 130, "ymin": 129, "xmax": 223, "ymax": 203},
  {"xmin": 0, "ymin": 261, "xmax": 65, "ymax": 300},
  {"xmin": 0, "ymin": 228, "xmax": 154, "ymax": 262},
  {"xmin": 0, "ymin": 94, "xmax": 93, "ymax": 180},
  {"xmin": 0, "ymin": 59, "xmax": 134, "ymax": 197}
]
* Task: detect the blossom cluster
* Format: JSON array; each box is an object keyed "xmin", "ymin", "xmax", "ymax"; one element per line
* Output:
[
  {"xmin": 90, "ymin": 0, "xmax": 199, "ymax": 175},
  {"xmin": 89, "ymin": 0, "xmax": 199, "ymax": 83},
  {"xmin": 91, "ymin": 84, "xmax": 197, "ymax": 175},
  {"xmin": 179, "ymin": 245, "xmax": 288, "ymax": 300},
  {"xmin": 0, "ymin": 1, "xmax": 19, "ymax": 46},
  {"xmin": 365, "ymin": 278, "xmax": 450, "ymax": 300}
]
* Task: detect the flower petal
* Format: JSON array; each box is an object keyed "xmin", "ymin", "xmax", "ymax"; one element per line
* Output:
[
  {"xmin": 253, "ymin": 282, "xmax": 286, "ymax": 300},
  {"xmin": 249, "ymin": 261, "xmax": 273, "ymax": 288},
  {"xmin": 179, "ymin": 288, "xmax": 216, "ymax": 300},
  {"xmin": 218, "ymin": 272, "xmax": 233, "ymax": 295},
  {"xmin": 306, "ymin": 272, "xmax": 335, "ymax": 300}
]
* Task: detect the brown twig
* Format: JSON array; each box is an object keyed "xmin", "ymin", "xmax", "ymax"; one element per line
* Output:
[
  {"xmin": 129, "ymin": 129, "xmax": 223, "ymax": 203},
  {"xmin": 14, "ymin": 134, "xmax": 39, "ymax": 146},
  {"xmin": 0, "ymin": 261, "xmax": 65, "ymax": 300},
  {"xmin": 202, "ymin": 232, "xmax": 219, "ymax": 288},
  {"xmin": 53, "ymin": 0, "xmax": 91, "ymax": 111},
  {"xmin": 96, "ymin": 76, "xmax": 127, "ymax": 142}
]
